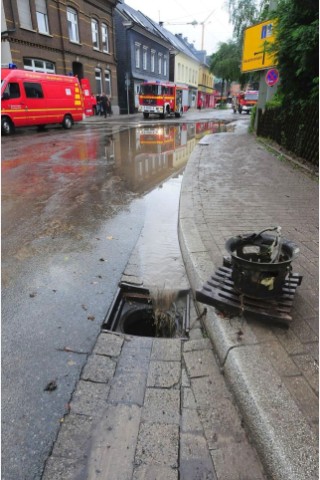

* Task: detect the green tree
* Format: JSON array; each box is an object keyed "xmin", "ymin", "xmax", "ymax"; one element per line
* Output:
[
  {"xmin": 273, "ymin": 0, "xmax": 318, "ymax": 108},
  {"xmin": 209, "ymin": 40, "xmax": 242, "ymax": 95},
  {"xmin": 228, "ymin": 0, "xmax": 270, "ymax": 42}
]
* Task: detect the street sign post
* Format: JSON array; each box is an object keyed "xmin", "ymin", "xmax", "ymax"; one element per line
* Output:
[
  {"xmin": 265, "ymin": 68, "xmax": 279, "ymax": 86},
  {"xmin": 242, "ymin": 19, "xmax": 277, "ymax": 73}
]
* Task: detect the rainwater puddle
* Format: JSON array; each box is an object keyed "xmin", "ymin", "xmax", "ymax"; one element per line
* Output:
[
  {"xmin": 120, "ymin": 121, "xmax": 232, "ymax": 289},
  {"xmin": 103, "ymin": 120, "xmax": 232, "ymax": 337},
  {"xmin": 129, "ymin": 172, "xmax": 188, "ymax": 289}
]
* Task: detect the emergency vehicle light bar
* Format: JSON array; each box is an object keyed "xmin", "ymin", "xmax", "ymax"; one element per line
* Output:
[{"xmin": 1, "ymin": 63, "xmax": 17, "ymax": 69}]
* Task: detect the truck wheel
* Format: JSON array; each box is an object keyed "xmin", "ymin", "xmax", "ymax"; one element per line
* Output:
[
  {"xmin": 143, "ymin": 113, "xmax": 149, "ymax": 119},
  {"xmin": 160, "ymin": 107, "xmax": 169, "ymax": 119},
  {"xmin": 62, "ymin": 115, "xmax": 73, "ymax": 129},
  {"xmin": 1, "ymin": 116, "xmax": 15, "ymax": 135}
]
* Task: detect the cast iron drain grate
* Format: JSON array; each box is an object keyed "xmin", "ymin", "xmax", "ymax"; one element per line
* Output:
[
  {"xmin": 102, "ymin": 283, "xmax": 190, "ymax": 338},
  {"xmin": 196, "ymin": 265, "xmax": 302, "ymax": 326}
]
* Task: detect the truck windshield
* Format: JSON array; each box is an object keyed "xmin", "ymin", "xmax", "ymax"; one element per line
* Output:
[
  {"xmin": 140, "ymin": 84, "xmax": 160, "ymax": 96},
  {"xmin": 244, "ymin": 93, "xmax": 258, "ymax": 101}
]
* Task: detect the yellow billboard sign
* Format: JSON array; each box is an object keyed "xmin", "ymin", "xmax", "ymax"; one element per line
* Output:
[{"xmin": 242, "ymin": 19, "xmax": 277, "ymax": 73}]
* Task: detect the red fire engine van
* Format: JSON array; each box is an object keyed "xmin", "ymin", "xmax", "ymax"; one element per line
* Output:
[
  {"xmin": 1, "ymin": 67, "xmax": 85, "ymax": 135},
  {"xmin": 138, "ymin": 81, "xmax": 188, "ymax": 119},
  {"xmin": 232, "ymin": 90, "xmax": 259, "ymax": 114},
  {"xmin": 80, "ymin": 78, "xmax": 97, "ymax": 117}
]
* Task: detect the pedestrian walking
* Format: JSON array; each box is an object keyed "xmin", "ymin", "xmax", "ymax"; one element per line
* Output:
[
  {"xmin": 95, "ymin": 94, "xmax": 101, "ymax": 115},
  {"xmin": 106, "ymin": 97, "xmax": 112, "ymax": 116},
  {"xmin": 100, "ymin": 93, "xmax": 108, "ymax": 118}
]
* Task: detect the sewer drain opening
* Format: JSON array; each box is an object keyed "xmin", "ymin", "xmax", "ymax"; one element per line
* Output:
[{"xmin": 102, "ymin": 284, "xmax": 190, "ymax": 338}]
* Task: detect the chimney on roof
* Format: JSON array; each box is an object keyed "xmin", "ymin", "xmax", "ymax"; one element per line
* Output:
[{"xmin": 159, "ymin": 21, "xmax": 163, "ymax": 27}]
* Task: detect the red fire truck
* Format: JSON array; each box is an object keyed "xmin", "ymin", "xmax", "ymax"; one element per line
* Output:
[
  {"xmin": 138, "ymin": 81, "xmax": 188, "ymax": 119},
  {"xmin": 80, "ymin": 78, "xmax": 97, "ymax": 117},
  {"xmin": 232, "ymin": 90, "xmax": 259, "ymax": 114},
  {"xmin": 1, "ymin": 67, "xmax": 86, "ymax": 135}
]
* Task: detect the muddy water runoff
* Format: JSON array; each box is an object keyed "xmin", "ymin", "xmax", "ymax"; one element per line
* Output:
[{"xmin": 118, "ymin": 120, "xmax": 233, "ymax": 291}]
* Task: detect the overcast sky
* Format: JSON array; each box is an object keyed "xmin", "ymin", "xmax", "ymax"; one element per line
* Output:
[{"xmin": 125, "ymin": 0, "xmax": 234, "ymax": 55}]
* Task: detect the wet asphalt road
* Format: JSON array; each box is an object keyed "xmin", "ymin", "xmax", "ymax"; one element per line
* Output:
[
  {"xmin": 1, "ymin": 109, "xmax": 240, "ymax": 479},
  {"xmin": 2, "ymin": 125, "xmax": 147, "ymax": 479}
]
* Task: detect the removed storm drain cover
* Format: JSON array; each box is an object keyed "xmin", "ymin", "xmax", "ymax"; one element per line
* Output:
[{"xmin": 103, "ymin": 283, "xmax": 190, "ymax": 338}]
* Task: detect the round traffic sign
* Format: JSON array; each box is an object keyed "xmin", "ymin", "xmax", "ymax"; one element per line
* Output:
[{"xmin": 265, "ymin": 68, "xmax": 279, "ymax": 86}]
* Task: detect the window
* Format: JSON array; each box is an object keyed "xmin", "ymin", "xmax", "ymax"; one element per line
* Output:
[
  {"xmin": 91, "ymin": 19, "xmax": 99, "ymax": 49},
  {"xmin": 24, "ymin": 82, "xmax": 44, "ymax": 98},
  {"xmin": 143, "ymin": 47, "xmax": 148, "ymax": 70},
  {"xmin": 140, "ymin": 84, "xmax": 160, "ymax": 95},
  {"xmin": 67, "ymin": 7, "xmax": 79, "ymax": 43},
  {"xmin": 95, "ymin": 68, "xmax": 102, "ymax": 94},
  {"xmin": 104, "ymin": 70, "xmax": 111, "ymax": 96},
  {"xmin": 135, "ymin": 43, "xmax": 141, "ymax": 69},
  {"xmin": 101, "ymin": 23, "xmax": 109, "ymax": 53},
  {"xmin": 164, "ymin": 56, "xmax": 167, "ymax": 76},
  {"xmin": 151, "ymin": 50, "xmax": 155, "ymax": 73},
  {"xmin": 24, "ymin": 58, "xmax": 55, "ymax": 73},
  {"xmin": 158, "ymin": 53, "xmax": 162, "ymax": 74},
  {"xmin": 3, "ymin": 82, "xmax": 21, "ymax": 99},
  {"xmin": 17, "ymin": 0, "xmax": 33, "ymax": 29},
  {"xmin": 36, "ymin": 0, "xmax": 49, "ymax": 34}
]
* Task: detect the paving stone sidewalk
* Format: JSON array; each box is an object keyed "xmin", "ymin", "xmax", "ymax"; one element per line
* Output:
[
  {"xmin": 43, "ymin": 301, "xmax": 266, "ymax": 480},
  {"xmin": 178, "ymin": 121, "xmax": 319, "ymax": 479}
]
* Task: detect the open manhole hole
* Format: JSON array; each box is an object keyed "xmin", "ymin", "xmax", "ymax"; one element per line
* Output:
[{"xmin": 102, "ymin": 283, "xmax": 190, "ymax": 338}]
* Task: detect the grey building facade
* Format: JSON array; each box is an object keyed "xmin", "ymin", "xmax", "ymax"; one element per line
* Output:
[{"xmin": 115, "ymin": 1, "xmax": 173, "ymax": 114}]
